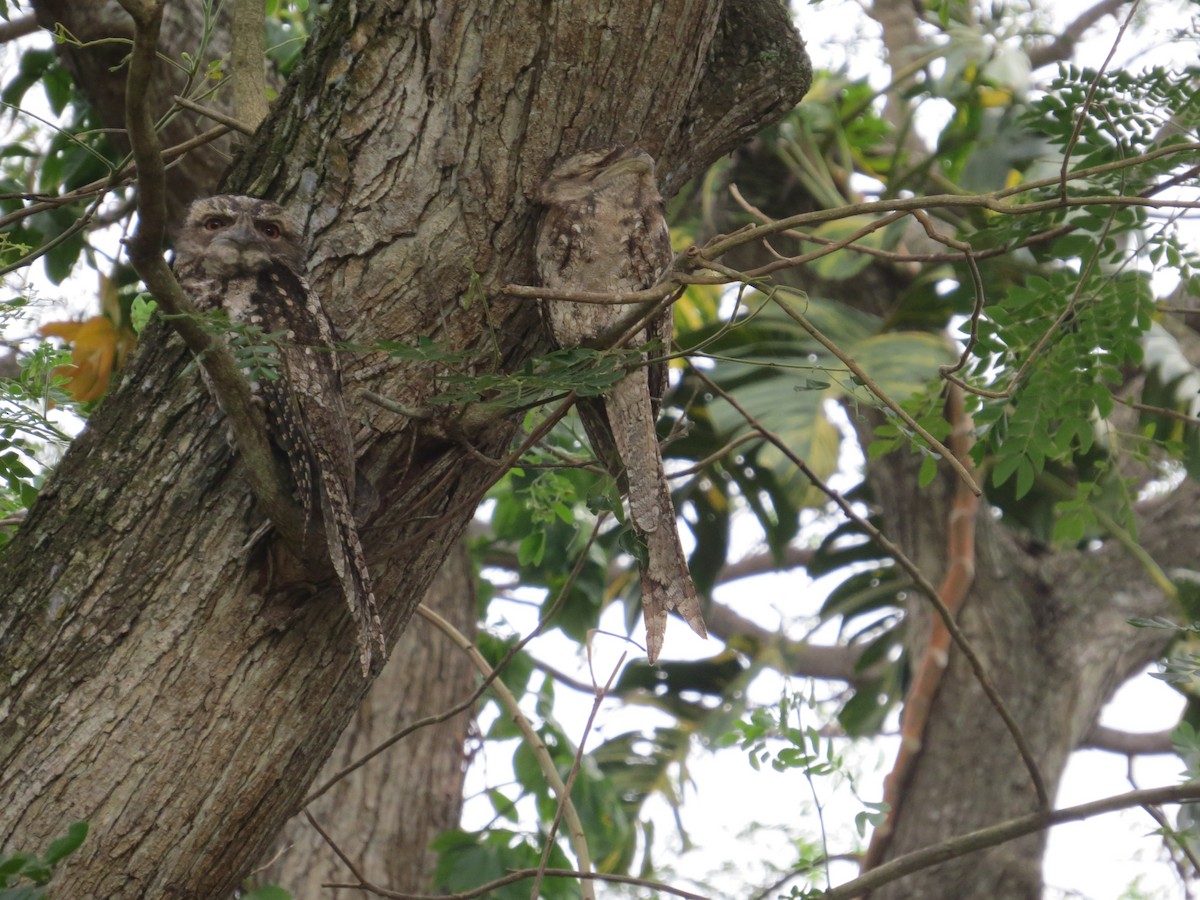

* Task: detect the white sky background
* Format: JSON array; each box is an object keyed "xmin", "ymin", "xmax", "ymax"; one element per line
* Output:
[{"xmin": 1, "ymin": 1, "xmax": 1198, "ymax": 898}]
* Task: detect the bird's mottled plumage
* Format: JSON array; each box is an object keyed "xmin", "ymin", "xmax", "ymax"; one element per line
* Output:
[
  {"xmin": 175, "ymin": 194, "xmax": 384, "ymax": 675},
  {"xmin": 536, "ymin": 148, "xmax": 707, "ymax": 663}
]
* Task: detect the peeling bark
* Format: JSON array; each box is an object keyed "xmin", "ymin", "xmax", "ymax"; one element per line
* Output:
[{"xmin": 864, "ymin": 446, "xmax": 1179, "ymax": 898}]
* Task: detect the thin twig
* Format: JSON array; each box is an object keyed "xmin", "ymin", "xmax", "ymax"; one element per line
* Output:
[
  {"xmin": 531, "ymin": 650, "xmax": 625, "ymax": 900},
  {"xmin": 323, "ymin": 867, "xmax": 710, "ymax": 900},
  {"xmin": 728, "ymin": 182, "xmax": 1080, "ymax": 267},
  {"xmin": 697, "ymin": 141, "xmax": 1200, "ymax": 261},
  {"xmin": 903, "ymin": 210, "xmax": 986, "ymax": 380},
  {"xmin": 304, "ymin": 517, "xmax": 607, "ymax": 804},
  {"xmin": 713, "ymin": 272, "xmax": 980, "ymax": 496},
  {"xmin": 303, "ymin": 809, "xmax": 368, "ymax": 886},
  {"xmin": 416, "ymin": 603, "xmax": 596, "ymax": 900},
  {"xmin": 172, "ymin": 94, "xmax": 255, "ymax": 135},
  {"xmin": 0, "ymin": 125, "xmax": 229, "ymax": 232},
  {"xmin": 1059, "ymin": 0, "xmax": 1142, "ymax": 196}
]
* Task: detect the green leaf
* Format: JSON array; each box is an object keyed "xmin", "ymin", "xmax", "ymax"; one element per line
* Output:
[
  {"xmin": 41, "ymin": 822, "xmax": 86, "ymax": 866},
  {"xmin": 130, "ymin": 294, "xmax": 157, "ymax": 334}
]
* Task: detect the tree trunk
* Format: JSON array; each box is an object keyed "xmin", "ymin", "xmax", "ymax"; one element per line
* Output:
[
  {"xmin": 29, "ymin": 3, "xmax": 477, "ymax": 894},
  {"xmin": 258, "ymin": 541, "xmax": 476, "ymax": 895},
  {"xmin": 0, "ymin": 3, "xmax": 809, "ymax": 898},
  {"xmin": 709, "ymin": 126, "xmax": 1183, "ymax": 895},
  {"xmin": 864, "ymin": 444, "xmax": 1182, "ymax": 898}
]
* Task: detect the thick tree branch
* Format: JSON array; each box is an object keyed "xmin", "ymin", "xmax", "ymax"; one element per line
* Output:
[
  {"xmin": 1083, "ymin": 724, "xmax": 1176, "ymax": 756},
  {"xmin": 231, "ymin": 0, "xmax": 268, "ymax": 130},
  {"xmin": 0, "ymin": 13, "xmax": 38, "ymax": 43}
]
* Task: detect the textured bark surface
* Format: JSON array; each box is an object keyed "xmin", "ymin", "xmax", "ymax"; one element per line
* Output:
[
  {"xmin": 259, "ymin": 542, "xmax": 476, "ymax": 895},
  {"xmin": 0, "ymin": 3, "xmax": 810, "ymax": 898}
]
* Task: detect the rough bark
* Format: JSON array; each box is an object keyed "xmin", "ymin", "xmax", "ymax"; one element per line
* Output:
[
  {"xmin": 0, "ymin": 3, "xmax": 810, "ymax": 898},
  {"xmin": 258, "ymin": 542, "xmax": 476, "ymax": 895},
  {"xmin": 28, "ymin": 3, "xmax": 476, "ymax": 893}
]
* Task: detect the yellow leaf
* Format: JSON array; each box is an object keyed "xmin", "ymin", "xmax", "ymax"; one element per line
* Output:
[
  {"xmin": 40, "ymin": 315, "xmax": 137, "ymax": 402},
  {"xmin": 977, "ymin": 85, "xmax": 1012, "ymax": 108}
]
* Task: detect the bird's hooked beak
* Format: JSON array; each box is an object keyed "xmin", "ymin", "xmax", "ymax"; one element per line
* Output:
[{"xmin": 216, "ymin": 216, "xmax": 267, "ymax": 249}]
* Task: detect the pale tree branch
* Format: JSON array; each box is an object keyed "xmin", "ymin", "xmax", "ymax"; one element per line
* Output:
[
  {"xmin": 231, "ymin": 0, "xmax": 268, "ymax": 130},
  {"xmin": 1084, "ymin": 724, "xmax": 1176, "ymax": 756},
  {"xmin": 0, "ymin": 13, "xmax": 39, "ymax": 44},
  {"xmin": 413, "ymin": 602, "xmax": 596, "ymax": 900},
  {"xmin": 825, "ymin": 782, "xmax": 1200, "ymax": 899},
  {"xmin": 325, "ymin": 867, "xmax": 709, "ymax": 900}
]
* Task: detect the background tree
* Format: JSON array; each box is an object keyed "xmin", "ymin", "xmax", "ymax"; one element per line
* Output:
[{"xmin": 2, "ymin": 1, "xmax": 1200, "ymax": 899}]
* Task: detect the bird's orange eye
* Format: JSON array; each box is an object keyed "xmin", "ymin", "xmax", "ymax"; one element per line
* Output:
[
  {"xmin": 258, "ymin": 222, "xmax": 281, "ymax": 239},
  {"xmin": 203, "ymin": 216, "xmax": 226, "ymax": 231}
]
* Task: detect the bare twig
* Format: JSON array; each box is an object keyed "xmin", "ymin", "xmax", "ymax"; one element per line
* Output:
[
  {"xmin": 903, "ymin": 210, "xmax": 986, "ymax": 380},
  {"xmin": 1059, "ymin": 0, "xmax": 1142, "ymax": 195},
  {"xmin": 303, "ymin": 810, "xmax": 368, "ymax": 887},
  {"xmin": 698, "ymin": 141, "xmax": 1200, "ymax": 261},
  {"xmin": 531, "ymin": 651, "xmax": 625, "ymax": 900},
  {"xmin": 1028, "ymin": 0, "xmax": 1133, "ymax": 70},
  {"xmin": 1113, "ymin": 394, "xmax": 1200, "ymax": 427},
  {"xmin": 323, "ymin": 867, "xmax": 710, "ymax": 900},
  {"xmin": 718, "ymin": 274, "xmax": 981, "ymax": 496},
  {"xmin": 0, "ymin": 125, "xmax": 229, "ymax": 232},
  {"xmin": 728, "ymin": 182, "xmax": 1079, "ymax": 267},
  {"xmin": 172, "ymin": 94, "xmax": 255, "ymax": 136},
  {"xmin": 304, "ymin": 517, "xmax": 606, "ymax": 805},
  {"xmin": 416, "ymin": 603, "xmax": 596, "ymax": 900}
]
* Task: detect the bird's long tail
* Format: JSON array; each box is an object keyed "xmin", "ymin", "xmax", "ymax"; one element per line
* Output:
[
  {"xmin": 604, "ymin": 366, "xmax": 707, "ymax": 663},
  {"xmin": 316, "ymin": 446, "xmax": 386, "ymax": 676}
]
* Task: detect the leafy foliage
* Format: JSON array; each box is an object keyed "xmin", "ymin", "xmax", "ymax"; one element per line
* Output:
[{"xmin": 0, "ymin": 821, "xmax": 87, "ymax": 899}]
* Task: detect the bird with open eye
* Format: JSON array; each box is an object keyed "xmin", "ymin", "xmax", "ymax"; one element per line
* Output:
[{"xmin": 174, "ymin": 194, "xmax": 384, "ymax": 676}]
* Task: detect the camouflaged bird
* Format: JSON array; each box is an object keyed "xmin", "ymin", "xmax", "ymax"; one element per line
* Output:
[
  {"xmin": 535, "ymin": 148, "xmax": 707, "ymax": 663},
  {"xmin": 175, "ymin": 194, "xmax": 384, "ymax": 676}
]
